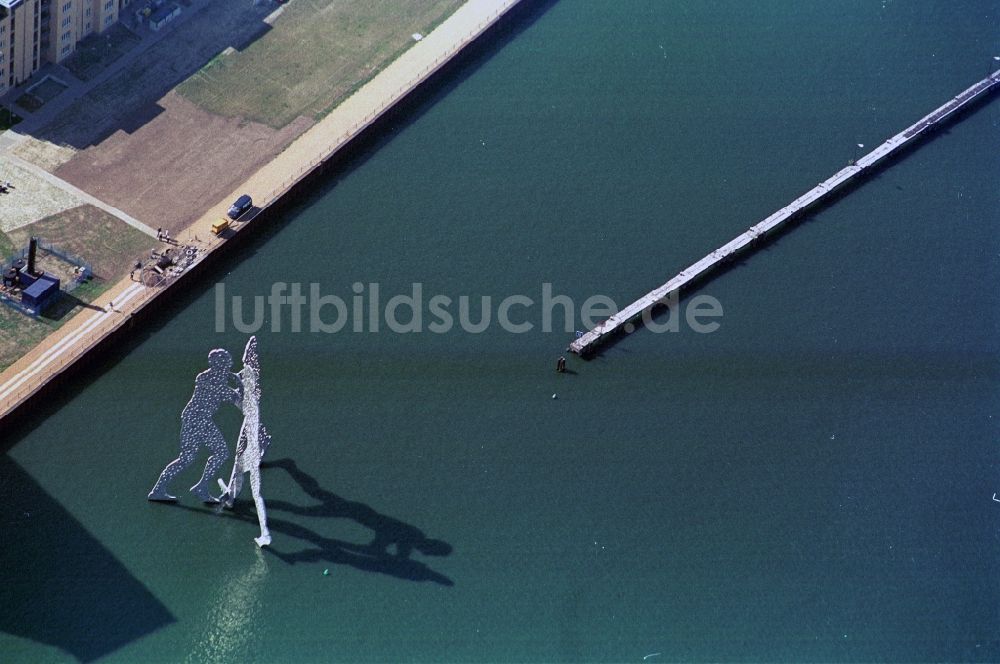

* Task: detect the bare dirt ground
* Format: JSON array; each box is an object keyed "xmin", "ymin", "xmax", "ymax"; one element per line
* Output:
[
  {"xmin": 53, "ymin": 92, "xmax": 313, "ymax": 235},
  {"xmin": 14, "ymin": 0, "xmax": 464, "ymax": 236},
  {"xmin": 7, "ymin": 204, "xmax": 155, "ymax": 279},
  {"xmin": 30, "ymin": 251, "xmax": 83, "ymax": 285}
]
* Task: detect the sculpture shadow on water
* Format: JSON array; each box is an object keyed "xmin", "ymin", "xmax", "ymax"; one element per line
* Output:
[
  {"xmin": 0, "ymin": 455, "xmax": 175, "ymax": 662},
  {"xmin": 176, "ymin": 457, "xmax": 454, "ymax": 586}
]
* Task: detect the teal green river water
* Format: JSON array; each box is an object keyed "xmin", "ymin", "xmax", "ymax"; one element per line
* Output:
[{"xmin": 3, "ymin": 1, "xmax": 1000, "ymax": 661}]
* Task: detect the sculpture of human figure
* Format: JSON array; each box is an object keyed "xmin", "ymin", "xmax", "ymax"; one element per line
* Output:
[
  {"xmin": 217, "ymin": 336, "xmax": 272, "ymax": 547},
  {"xmin": 148, "ymin": 348, "xmax": 241, "ymax": 503}
]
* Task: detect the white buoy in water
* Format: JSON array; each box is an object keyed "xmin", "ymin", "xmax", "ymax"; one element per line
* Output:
[{"xmin": 552, "ymin": 394, "xmax": 557, "ymax": 400}]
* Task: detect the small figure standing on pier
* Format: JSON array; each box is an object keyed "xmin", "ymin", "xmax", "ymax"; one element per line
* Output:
[{"xmin": 556, "ymin": 356, "xmax": 567, "ymax": 373}]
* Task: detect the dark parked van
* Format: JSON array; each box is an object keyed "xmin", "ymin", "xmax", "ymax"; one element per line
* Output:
[{"xmin": 227, "ymin": 194, "xmax": 253, "ymax": 220}]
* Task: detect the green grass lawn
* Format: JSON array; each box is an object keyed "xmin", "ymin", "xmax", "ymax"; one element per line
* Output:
[
  {"xmin": 0, "ymin": 204, "xmax": 148, "ymax": 372},
  {"xmin": 38, "ymin": 276, "xmax": 110, "ymax": 322},
  {"xmin": 0, "ymin": 229, "xmax": 14, "ymax": 260},
  {"xmin": 30, "ymin": 77, "xmax": 68, "ymax": 102},
  {"xmin": 15, "ymin": 93, "xmax": 43, "ymax": 113},
  {"xmin": 177, "ymin": 0, "xmax": 465, "ymax": 129},
  {"xmin": 0, "ymin": 304, "xmax": 52, "ymax": 372},
  {"xmin": 7, "ymin": 205, "xmax": 154, "ymax": 279},
  {"xmin": 0, "ymin": 276, "xmax": 114, "ymax": 371},
  {"xmin": 0, "ymin": 107, "xmax": 22, "ymax": 131},
  {"xmin": 66, "ymin": 276, "xmax": 109, "ymax": 302}
]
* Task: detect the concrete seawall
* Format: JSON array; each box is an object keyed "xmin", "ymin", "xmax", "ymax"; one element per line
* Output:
[{"xmin": 0, "ymin": 0, "xmax": 525, "ymax": 432}]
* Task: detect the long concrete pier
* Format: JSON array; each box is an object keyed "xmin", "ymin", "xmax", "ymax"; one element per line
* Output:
[
  {"xmin": 0, "ymin": 0, "xmax": 523, "ymax": 426},
  {"xmin": 570, "ymin": 69, "xmax": 1000, "ymax": 357}
]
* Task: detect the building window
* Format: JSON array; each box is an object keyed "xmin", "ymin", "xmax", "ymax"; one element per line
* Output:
[
  {"xmin": 61, "ymin": 16, "xmax": 70, "ymax": 27},
  {"xmin": 104, "ymin": 14, "xmax": 112, "ymax": 25},
  {"xmin": 62, "ymin": 2, "xmax": 72, "ymax": 12},
  {"xmin": 61, "ymin": 29, "xmax": 70, "ymax": 41},
  {"xmin": 60, "ymin": 43, "xmax": 71, "ymax": 55},
  {"xmin": 104, "ymin": 0, "xmax": 112, "ymax": 9},
  {"xmin": 85, "ymin": 21, "xmax": 90, "ymax": 30},
  {"xmin": 85, "ymin": 7, "xmax": 91, "ymax": 16}
]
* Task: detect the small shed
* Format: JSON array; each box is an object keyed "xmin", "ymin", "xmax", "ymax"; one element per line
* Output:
[
  {"xmin": 149, "ymin": 3, "xmax": 181, "ymax": 31},
  {"xmin": 21, "ymin": 275, "xmax": 60, "ymax": 313}
]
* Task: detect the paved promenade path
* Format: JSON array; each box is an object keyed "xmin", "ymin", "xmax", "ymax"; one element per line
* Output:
[
  {"xmin": 0, "ymin": 0, "xmax": 521, "ymax": 423},
  {"xmin": 0, "ymin": 283, "xmax": 144, "ymax": 405}
]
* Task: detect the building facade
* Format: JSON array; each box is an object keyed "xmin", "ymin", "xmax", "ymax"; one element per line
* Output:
[{"xmin": 0, "ymin": 0, "xmax": 124, "ymax": 96}]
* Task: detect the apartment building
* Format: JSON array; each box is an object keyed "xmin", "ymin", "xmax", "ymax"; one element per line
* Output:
[
  {"xmin": 0, "ymin": 0, "xmax": 125, "ymax": 96},
  {"xmin": 0, "ymin": 0, "xmax": 41, "ymax": 95}
]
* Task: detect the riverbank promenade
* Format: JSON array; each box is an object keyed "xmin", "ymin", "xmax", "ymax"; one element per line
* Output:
[{"xmin": 0, "ymin": 0, "xmax": 522, "ymax": 424}]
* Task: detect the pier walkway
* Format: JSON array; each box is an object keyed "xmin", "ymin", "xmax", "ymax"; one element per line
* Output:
[{"xmin": 569, "ymin": 69, "xmax": 1000, "ymax": 357}]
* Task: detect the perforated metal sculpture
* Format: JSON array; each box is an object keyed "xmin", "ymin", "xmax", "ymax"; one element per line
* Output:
[
  {"xmin": 217, "ymin": 336, "xmax": 273, "ymax": 547},
  {"xmin": 148, "ymin": 348, "xmax": 241, "ymax": 503}
]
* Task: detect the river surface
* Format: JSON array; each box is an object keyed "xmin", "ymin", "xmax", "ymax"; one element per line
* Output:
[{"xmin": 3, "ymin": 1, "xmax": 1000, "ymax": 661}]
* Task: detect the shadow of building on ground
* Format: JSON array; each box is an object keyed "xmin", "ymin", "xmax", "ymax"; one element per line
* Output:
[
  {"xmin": 0, "ymin": 455, "xmax": 174, "ymax": 662},
  {"xmin": 39, "ymin": 290, "xmax": 106, "ymax": 322},
  {"xmin": 22, "ymin": 1, "xmax": 274, "ymax": 149}
]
